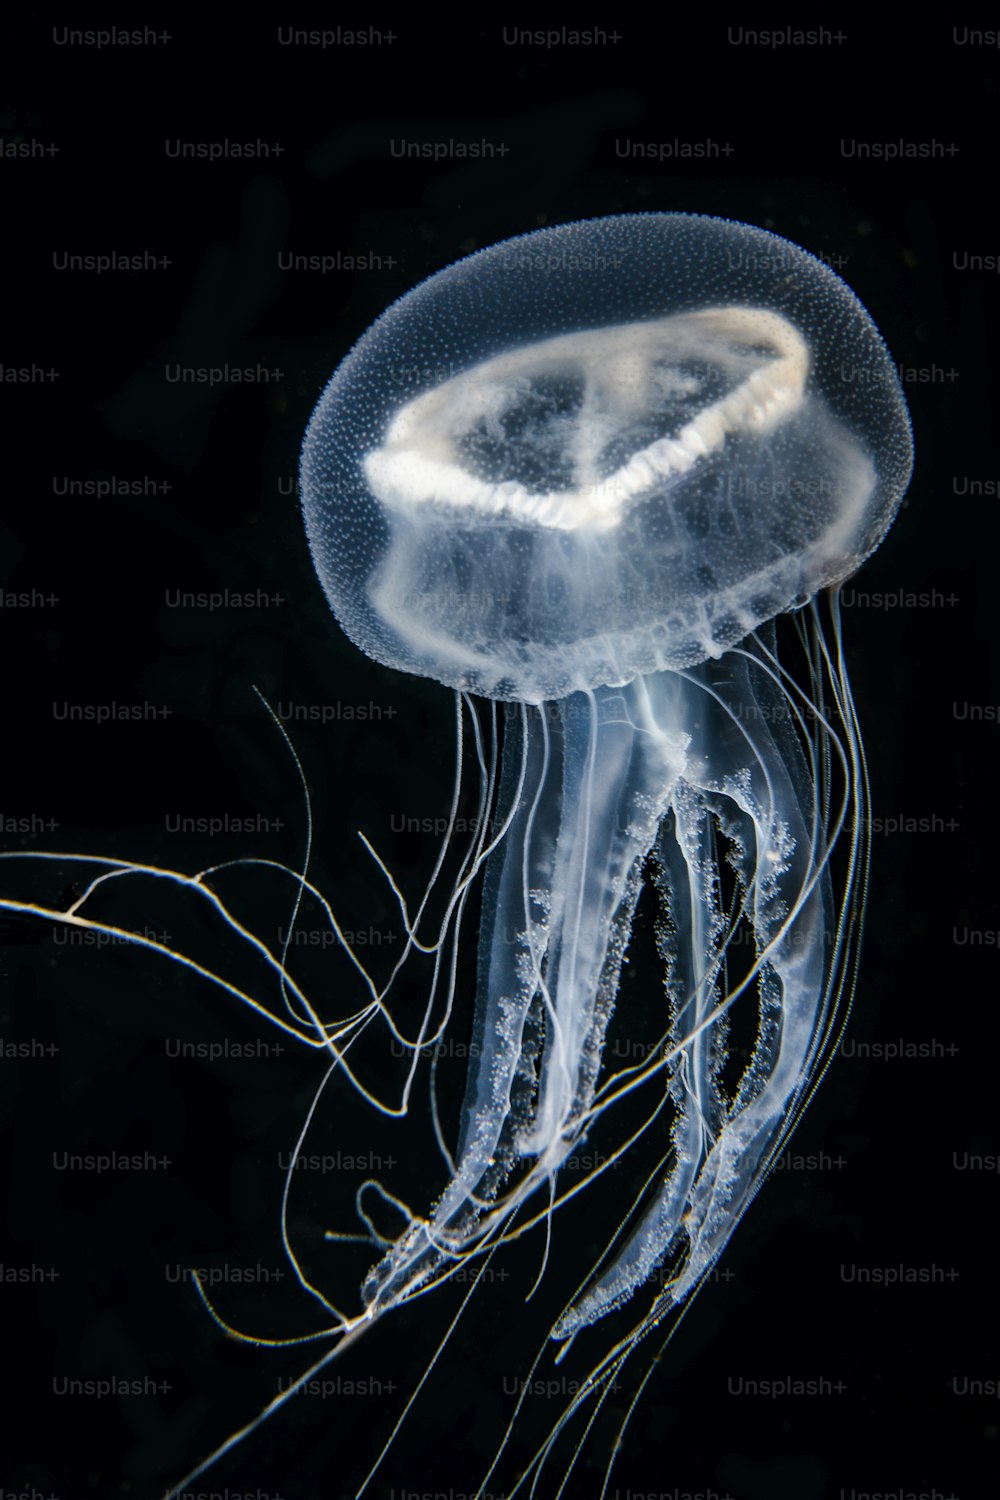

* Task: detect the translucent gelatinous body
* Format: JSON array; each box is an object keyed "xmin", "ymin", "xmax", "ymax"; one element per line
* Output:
[
  {"xmin": 0, "ymin": 213, "xmax": 912, "ymax": 1498},
  {"xmin": 299, "ymin": 215, "xmax": 912, "ymax": 1355},
  {"xmin": 302, "ymin": 214, "xmax": 912, "ymax": 702}
]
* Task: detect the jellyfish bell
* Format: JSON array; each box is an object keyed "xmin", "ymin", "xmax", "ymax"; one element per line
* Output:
[
  {"xmin": 299, "ymin": 212, "xmax": 913, "ymax": 1344},
  {"xmin": 301, "ymin": 213, "xmax": 911, "ymax": 703}
]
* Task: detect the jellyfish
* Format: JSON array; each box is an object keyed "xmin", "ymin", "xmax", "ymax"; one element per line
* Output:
[
  {"xmin": 295, "ymin": 210, "xmax": 911, "ymax": 1475},
  {"xmin": 0, "ymin": 212, "xmax": 912, "ymax": 1498}
]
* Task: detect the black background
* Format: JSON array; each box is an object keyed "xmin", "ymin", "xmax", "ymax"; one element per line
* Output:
[{"xmin": 1, "ymin": 20, "xmax": 996, "ymax": 1500}]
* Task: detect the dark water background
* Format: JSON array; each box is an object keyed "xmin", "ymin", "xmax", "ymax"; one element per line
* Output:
[{"xmin": 0, "ymin": 21, "xmax": 994, "ymax": 1500}]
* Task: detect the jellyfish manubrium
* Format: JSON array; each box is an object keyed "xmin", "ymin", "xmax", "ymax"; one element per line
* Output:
[{"xmin": 296, "ymin": 211, "xmax": 911, "ymax": 1455}]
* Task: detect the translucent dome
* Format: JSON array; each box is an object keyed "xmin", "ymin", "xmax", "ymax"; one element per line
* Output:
[{"xmin": 301, "ymin": 213, "xmax": 913, "ymax": 703}]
